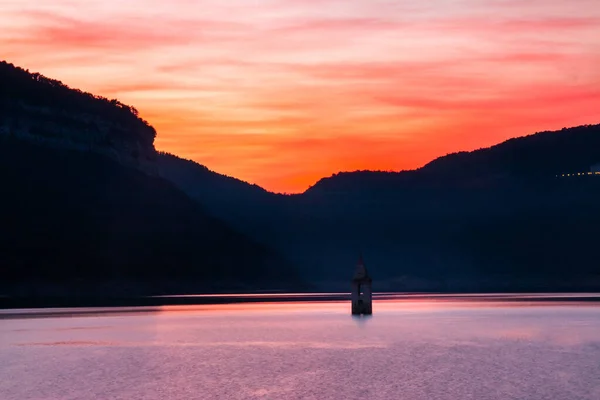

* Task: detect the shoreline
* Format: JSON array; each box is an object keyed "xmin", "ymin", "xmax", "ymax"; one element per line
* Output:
[{"xmin": 2, "ymin": 292, "xmax": 600, "ymax": 316}]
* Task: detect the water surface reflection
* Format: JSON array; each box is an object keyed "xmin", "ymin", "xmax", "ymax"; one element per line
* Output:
[{"xmin": 1, "ymin": 296, "xmax": 599, "ymax": 400}]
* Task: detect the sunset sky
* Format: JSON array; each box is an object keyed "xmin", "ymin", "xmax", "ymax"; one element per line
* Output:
[{"xmin": 1, "ymin": 0, "xmax": 599, "ymax": 192}]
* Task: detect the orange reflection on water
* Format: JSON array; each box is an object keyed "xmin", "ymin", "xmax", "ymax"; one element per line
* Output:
[
  {"xmin": 157, "ymin": 296, "xmax": 600, "ymax": 316},
  {"xmin": 2, "ymin": 293, "xmax": 598, "ymax": 320},
  {"xmin": 158, "ymin": 301, "xmax": 348, "ymax": 315}
]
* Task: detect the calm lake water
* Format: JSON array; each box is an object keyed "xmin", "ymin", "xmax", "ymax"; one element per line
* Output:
[{"xmin": 1, "ymin": 295, "xmax": 600, "ymax": 400}]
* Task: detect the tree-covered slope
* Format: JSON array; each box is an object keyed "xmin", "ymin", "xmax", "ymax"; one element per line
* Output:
[
  {"xmin": 307, "ymin": 124, "xmax": 600, "ymax": 194},
  {"xmin": 0, "ymin": 138, "xmax": 299, "ymax": 295}
]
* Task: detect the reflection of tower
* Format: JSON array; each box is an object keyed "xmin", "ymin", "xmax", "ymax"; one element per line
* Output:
[{"xmin": 351, "ymin": 254, "xmax": 372, "ymax": 315}]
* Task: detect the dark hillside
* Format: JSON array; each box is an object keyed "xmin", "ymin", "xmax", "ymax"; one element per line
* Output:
[
  {"xmin": 306, "ymin": 124, "xmax": 600, "ymax": 193},
  {"xmin": 158, "ymin": 124, "xmax": 600, "ymax": 291},
  {"xmin": 0, "ymin": 138, "xmax": 299, "ymax": 295},
  {"xmin": 0, "ymin": 61, "xmax": 301, "ymax": 298}
]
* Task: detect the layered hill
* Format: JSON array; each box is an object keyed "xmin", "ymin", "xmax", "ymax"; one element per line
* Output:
[
  {"xmin": 0, "ymin": 61, "xmax": 300, "ymax": 297},
  {"xmin": 160, "ymin": 124, "xmax": 600, "ymax": 292}
]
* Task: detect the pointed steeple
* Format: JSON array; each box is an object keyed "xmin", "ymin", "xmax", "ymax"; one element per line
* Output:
[{"xmin": 353, "ymin": 253, "xmax": 370, "ymax": 281}]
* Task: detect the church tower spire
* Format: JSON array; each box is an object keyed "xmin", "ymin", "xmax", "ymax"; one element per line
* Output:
[{"xmin": 351, "ymin": 254, "xmax": 372, "ymax": 315}]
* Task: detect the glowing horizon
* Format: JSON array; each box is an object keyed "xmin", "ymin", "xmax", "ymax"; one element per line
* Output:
[{"xmin": 1, "ymin": 0, "xmax": 599, "ymax": 193}]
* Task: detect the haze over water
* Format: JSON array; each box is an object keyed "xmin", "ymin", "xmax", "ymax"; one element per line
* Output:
[{"xmin": 1, "ymin": 297, "xmax": 600, "ymax": 399}]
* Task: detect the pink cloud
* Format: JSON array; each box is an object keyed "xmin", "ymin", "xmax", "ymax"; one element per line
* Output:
[{"xmin": 5, "ymin": 11, "xmax": 248, "ymax": 52}]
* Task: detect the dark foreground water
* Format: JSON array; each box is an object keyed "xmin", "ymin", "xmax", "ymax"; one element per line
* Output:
[{"xmin": 1, "ymin": 295, "xmax": 600, "ymax": 399}]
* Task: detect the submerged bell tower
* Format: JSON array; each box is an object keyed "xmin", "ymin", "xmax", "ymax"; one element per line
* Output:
[{"xmin": 351, "ymin": 255, "xmax": 372, "ymax": 315}]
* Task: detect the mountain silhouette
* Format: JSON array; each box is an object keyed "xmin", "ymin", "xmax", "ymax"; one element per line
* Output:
[
  {"xmin": 0, "ymin": 61, "xmax": 300, "ymax": 299},
  {"xmin": 160, "ymin": 124, "xmax": 600, "ymax": 292},
  {"xmin": 2, "ymin": 59, "xmax": 600, "ymax": 296},
  {"xmin": 307, "ymin": 124, "xmax": 600, "ymax": 193}
]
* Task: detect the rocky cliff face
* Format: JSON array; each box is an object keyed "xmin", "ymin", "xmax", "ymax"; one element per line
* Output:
[{"xmin": 0, "ymin": 61, "xmax": 157, "ymax": 174}]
